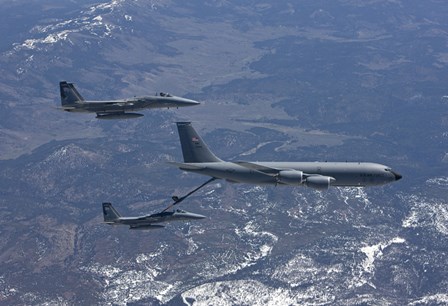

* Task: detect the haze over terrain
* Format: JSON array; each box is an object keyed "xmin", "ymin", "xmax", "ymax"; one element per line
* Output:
[{"xmin": 0, "ymin": 0, "xmax": 447, "ymax": 304}]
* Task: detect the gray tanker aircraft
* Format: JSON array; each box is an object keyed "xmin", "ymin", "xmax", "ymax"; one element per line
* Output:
[
  {"xmin": 102, "ymin": 202, "xmax": 206, "ymax": 230},
  {"xmin": 169, "ymin": 122, "xmax": 402, "ymax": 190},
  {"xmin": 59, "ymin": 81, "xmax": 199, "ymax": 119}
]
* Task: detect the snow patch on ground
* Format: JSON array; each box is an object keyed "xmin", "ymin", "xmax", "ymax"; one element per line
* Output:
[
  {"xmin": 409, "ymin": 293, "xmax": 448, "ymax": 305},
  {"xmin": 80, "ymin": 262, "xmax": 174, "ymax": 304},
  {"xmin": 426, "ymin": 176, "xmax": 448, "ymax": 188},
  {"xmin": 0, "ymin": 275, "xmax": 18, "ymax": 300},
  {"xmin": 80, "ymin": 243, "xmax": 178, "ymax": 304},
  {"xmin": 11, "ymin": 0, "xmax": 128, "ymax": 53},
  {"xmin": 181, "ymin": 280, "xmax": 294, "ymax": 306},
  {"xmin": 401, "ymin": 194, "xmax": 448, "ymax": 236},
  {"xmin": 271, "ymin": 253, "xmax": 343, "ymax": 303},
  {"xmin": 338, "ymin": 187, "xmax": 371, "ymax": 207},
  {"xmin": 359, "ymin": 237, "xmax": 405, "ymax": 279}
]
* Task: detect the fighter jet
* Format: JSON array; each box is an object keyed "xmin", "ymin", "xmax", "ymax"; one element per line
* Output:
[
  {"xmin": 169, "ymin": 122, "xmax": 402, "ymax": 190},
  {"xmin": 59, "ymin": 81, "xmax": 200, "ymax": 119},
  {"xmin": 102, "ymin": 202, "xmax": 206, "ymax": 230}
]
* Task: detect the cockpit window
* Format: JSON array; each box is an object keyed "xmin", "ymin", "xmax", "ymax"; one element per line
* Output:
[
  {"xmin": 159, "ymin": 92, "xmax": 172, "ymax": 97},
  {"xmin": 385, "ymin": 168, "xmax": 391, "ymax": 172}
]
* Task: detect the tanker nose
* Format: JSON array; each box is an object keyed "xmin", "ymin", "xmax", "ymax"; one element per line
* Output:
[{"xmin": 391, "ymin": 170, "xmax": 402, "ymax": 181}]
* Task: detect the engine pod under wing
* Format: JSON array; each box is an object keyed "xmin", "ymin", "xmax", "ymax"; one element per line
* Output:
[{"xmin": 305, "ymin": 176, "xmax": 335, "ymax": 190}]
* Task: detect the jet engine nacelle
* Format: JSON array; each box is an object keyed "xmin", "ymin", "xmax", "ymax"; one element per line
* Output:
[
  {"xmin": 305, "ymin": 176, "xmax": 335, "ymax": 190},
  {"xmin": 277, "ymin": 170, "xmax": 304, "ymax": 185}
]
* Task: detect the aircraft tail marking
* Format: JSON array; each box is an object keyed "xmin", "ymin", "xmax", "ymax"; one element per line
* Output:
[
  {"xmin": 176, "ymin": 122, "xmax": 222, "ymax": 163},
  {"xmin": 60, "ymin": 81, "xmax": 85, "ymax": 106},
  {"xmin": 102, "ymin": 202, "xmax": 121, "ymax": 222}
]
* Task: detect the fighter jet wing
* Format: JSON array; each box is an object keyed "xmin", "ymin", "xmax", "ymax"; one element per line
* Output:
[
  {"xmin": 134, "ymin": 212, "xmax": 166, "ymax": 221},
  {"xmin": 135, "ymin": 216, "xmax": 152, "ymax": 221},
  {"xmin": 108, "ymin": 102, "xmax": 134, "ymax": 106}
]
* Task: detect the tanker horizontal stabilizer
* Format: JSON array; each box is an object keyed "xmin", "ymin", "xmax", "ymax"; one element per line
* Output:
[{"xmin": 167, "ymin": 162, "xmax": 207, "ymax": 170}]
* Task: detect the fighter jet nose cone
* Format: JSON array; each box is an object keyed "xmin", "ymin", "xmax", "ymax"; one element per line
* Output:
[
  {"xmin": 177, "ymin": 98, "xmax": 200, "ymax": 107},
  {"xmin": 188, "ymin": 99, "xmax": 200, "ymax": 106},
  {"xmin": 176, "ymin": 210, "xmax": 206, "ymax": 219}
]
